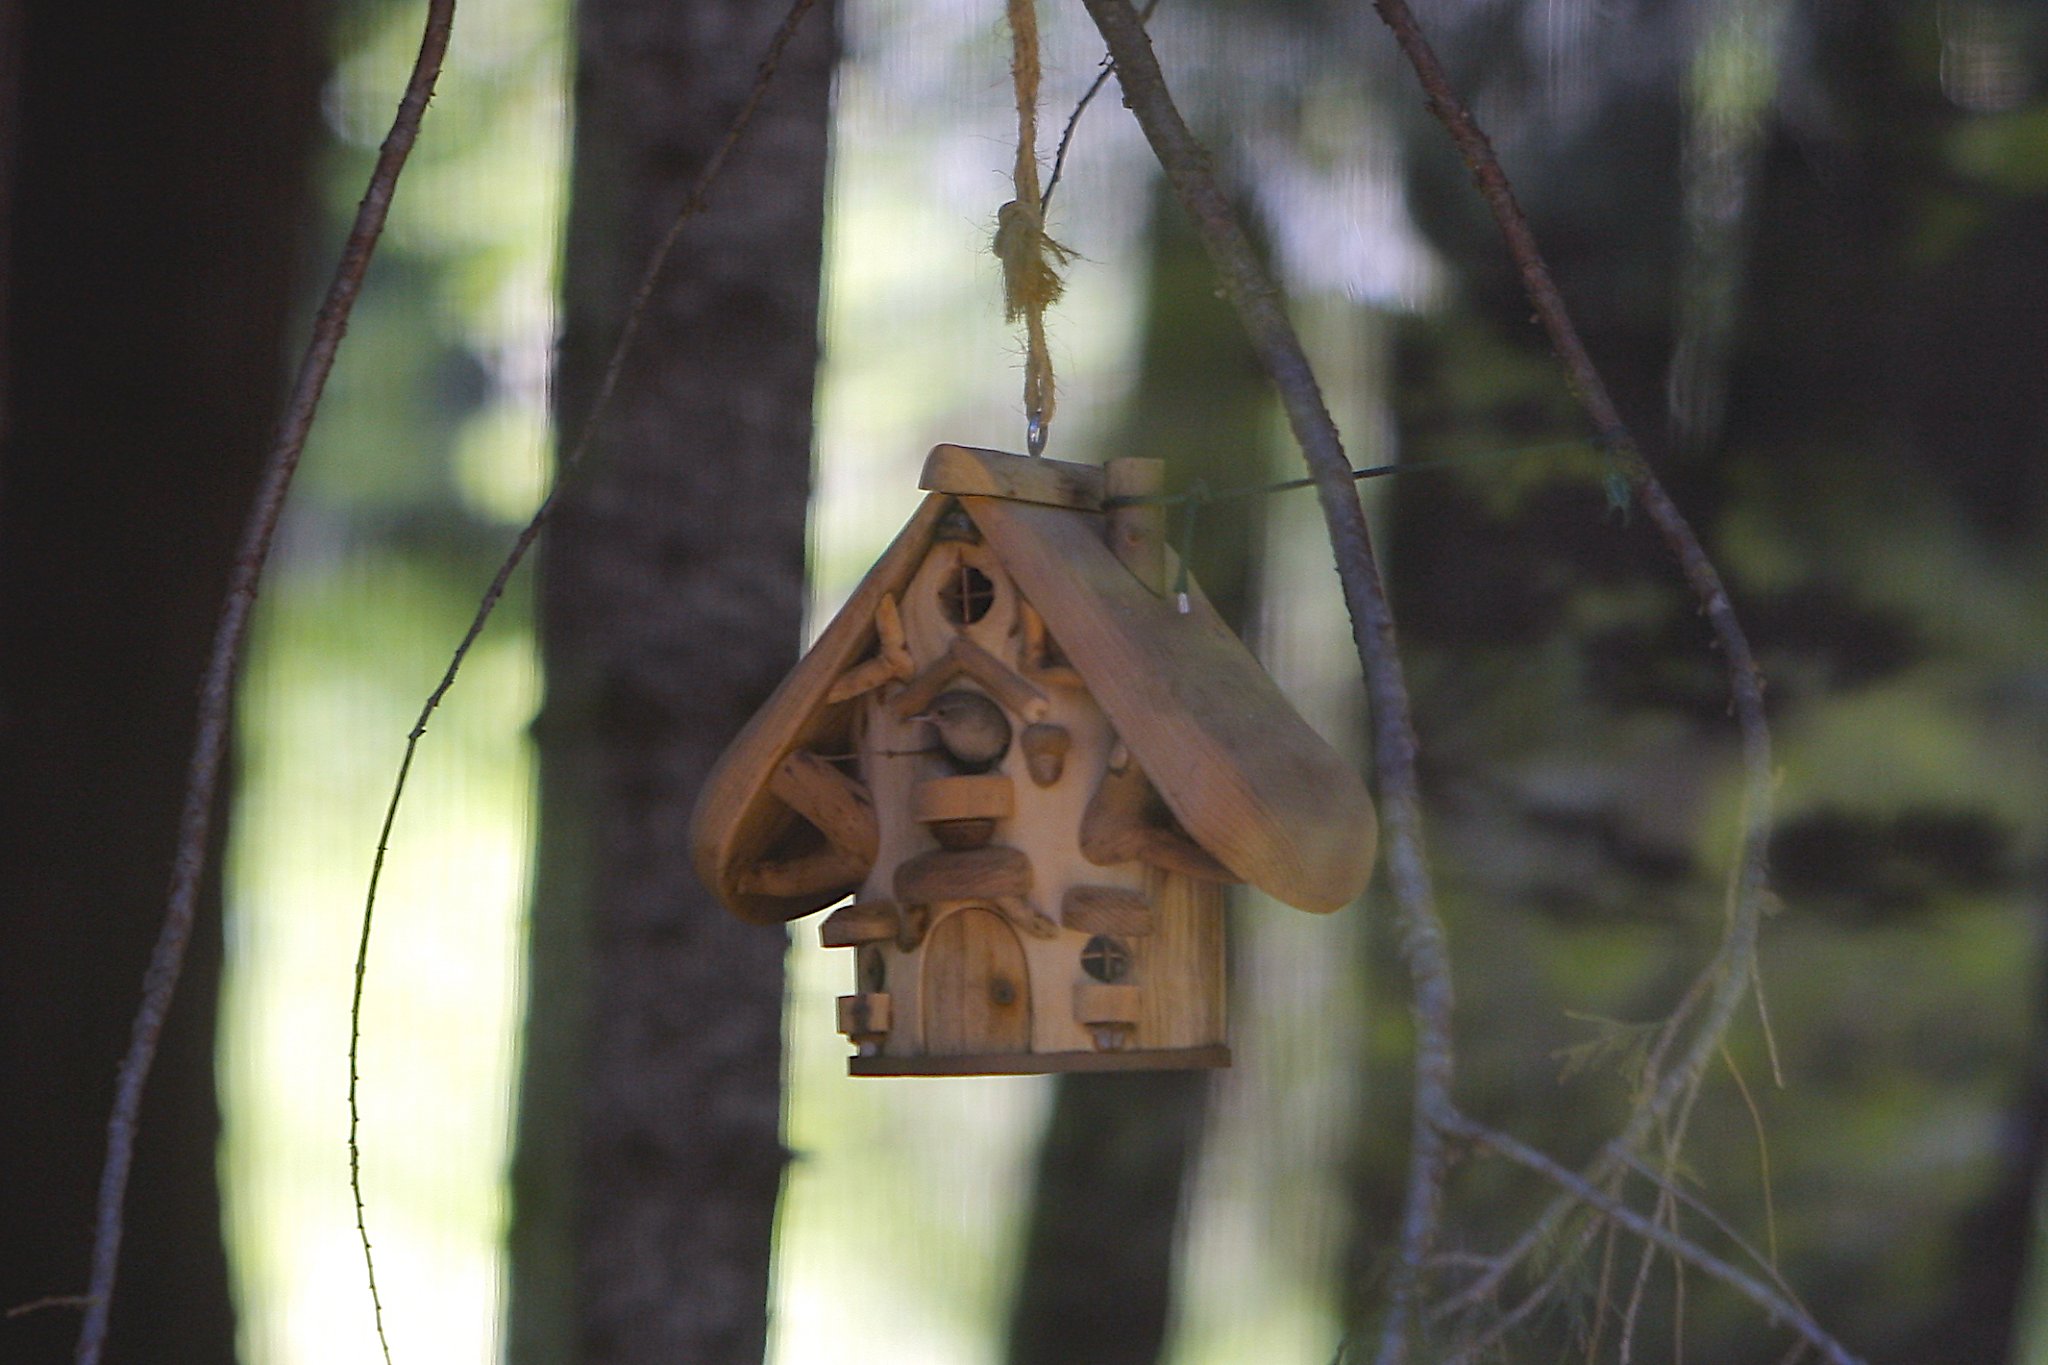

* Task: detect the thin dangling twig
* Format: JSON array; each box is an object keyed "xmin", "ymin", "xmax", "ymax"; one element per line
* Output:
[
  {"xmin": 994, "ymin": 0, "xmax": 1073, "ymax": 456},
  {"xmin": 1042, "ymin": 0, "xmax": 1163, "ymax": 213},
  {"xmin": 344, "ymin": 1, "xmax": 821, "ymax": 1359}
]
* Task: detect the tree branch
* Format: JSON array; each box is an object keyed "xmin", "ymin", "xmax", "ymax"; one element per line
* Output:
[
  {"xmin": 1075, "ymin": 3, "xmax": 1457, "ymax": 1354},
  {"xmin": 1366, "ymin": 2, "xmax": 1781, "ymax": 1348},
  {"xmin": 73, "ymin": 4, "xmax": 458, "ymax": 1363},
  {"xmin": 1085, "ymin": 0, "xmax": 1792, "ymax": 1359},
  {"xmin": 1443, "ymin": 1115, "xmax": 1863, "ymax": 1365}
]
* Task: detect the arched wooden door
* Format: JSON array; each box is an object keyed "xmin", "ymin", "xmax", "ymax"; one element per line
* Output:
[{"xmin": 923, "ymin": 906, "xmax": 1031, "ymax": 1055}]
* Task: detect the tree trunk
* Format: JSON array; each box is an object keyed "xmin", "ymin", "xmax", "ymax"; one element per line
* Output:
[
  {"xmin": 0, "ymin": 0, "xmax": 317, "ymax": 1357},
  {"xmin": 506, "ymin": 0, "xmax": 837, "ymax": 1360}
]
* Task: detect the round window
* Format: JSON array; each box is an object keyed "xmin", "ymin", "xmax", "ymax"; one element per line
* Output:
[
  {"xmin": 938, "ymin": 563, "xmax": 996, "ymax": 626},
  {"xmin": 1080, "ymin": 935, "xmax": 1131, "ymax": 983}
]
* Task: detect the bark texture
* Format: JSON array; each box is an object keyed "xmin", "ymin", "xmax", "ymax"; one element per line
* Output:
[
  {"xmin": 507, "ymin": 0, "xmax": 837, "ymax": 1360},
  {"xmin": 0, "ymin": 0, "xmax": 318, "ymax": 1358}
]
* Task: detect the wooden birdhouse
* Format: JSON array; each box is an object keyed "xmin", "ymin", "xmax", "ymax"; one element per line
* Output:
[{"xmin": 690, "ymin": 445, "xmax": 1376, "ymax": 1074}]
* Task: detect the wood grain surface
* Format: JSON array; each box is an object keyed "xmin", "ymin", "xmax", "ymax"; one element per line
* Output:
[{"xmin": 966, "ymin": 492, "xmax": 1376, "ymax": 912}]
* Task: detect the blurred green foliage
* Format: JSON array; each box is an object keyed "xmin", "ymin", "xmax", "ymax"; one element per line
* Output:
[{"xmin": 219, "ymin": 0, "xmax": 2048, "ymax": 1360}]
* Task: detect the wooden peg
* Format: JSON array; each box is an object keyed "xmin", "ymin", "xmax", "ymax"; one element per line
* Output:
[
  {"xmin": 947, "ymin": 637, "xmax": 1050, "ymax": 723},
  {"xmin": 768, "ymin": 749, "xmax": 879, "ymax": 862},
  {"xmin": 891, "ymin": 637, "xmax": 1049, "ymax": 724},
  {"xmin": 824, "ymin": 593, "xmax": 915, "ymax": 704},
  {"xmin": 1061, "ymin": 885, "xmax": 1154, "ymax": 936},
  {"xmin": 837, "ymin": 993, "xmax": 893, "ymax": 1047},
  {"xmin": 889, "ymin": 645, "xmax": 963, "ymax": 720},
  {"xmin": 893, "ymin": 845, "xmax": 1032, "ymax": 902},
  {"xmin": 820, "ymin": 901, "xmax": 901, "ymax": 948},
  {"xmin": 896, "ymin": 903, "xmax": 931, "ymax": 952},
  {"xmin": 735, "ymin": 846, "xmax": 867, "ymax": 899},
  {"xmin": 824, "ymin": 655, "xmax": 899, "ymax": 705},
  {"xmin": 1078, "ymin": 760, "xmax": 1157, "ymax": 865},
  {"xmin": 1020, "ymin": 597, "xmax": 1049, "ymax": 670},
  {"xmin": 875, "ymin": 592, "xmax": 915, "ymax": 680},
  {"xmin": 1079, "ymin": 762, "xmax": 1241, "ymax": 883},
  {"xmin": 1017, "ymin": 600, "xmax": 1086, "ymax": 690}
]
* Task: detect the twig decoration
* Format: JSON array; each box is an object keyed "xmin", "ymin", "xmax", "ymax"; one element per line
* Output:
[
  {"xmin": 72, "ymin": 4, "xmax": 459, "ymax": 1363},
  {"xmin": 995, "ymin": 0, "xmax": 1073, "ymax": 454},
  {"xmin": 345, "ymin": 0, "xmax": 819, "ymax": 1355}
]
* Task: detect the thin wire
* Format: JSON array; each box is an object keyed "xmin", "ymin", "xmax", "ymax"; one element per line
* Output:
[
  {"xmin": 1105, "ymin": 438, "xmax": 1601, "ymax": 510},
  {"xmin": 1128, "ymin": 440, "xmax": 1602, "ymax": 614}
]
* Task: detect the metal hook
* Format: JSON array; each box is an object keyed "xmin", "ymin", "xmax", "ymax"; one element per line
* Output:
[{"xmin": 1026, "ymin": 411, "xmax": 1048, "ymax": 459}]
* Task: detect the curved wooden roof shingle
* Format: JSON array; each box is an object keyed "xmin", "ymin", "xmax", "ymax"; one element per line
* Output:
[
  {"xmin": 964, "ymin": 492, "xmax": 1375, "ymax": 913},
  {"xmin": 689, "ymin": 494, "xmax": 949, "ymax": 924},
  {"xmin": 689, "ymin": 447, "xmax": 1377, "ymax": 923}
]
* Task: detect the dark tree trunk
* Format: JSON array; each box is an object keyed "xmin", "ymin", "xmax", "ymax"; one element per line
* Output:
[
  {"xmin": 0, "ymin": 0, "xmax": 318, "ymax": 1358},
  {"xmin": 506, "ymin": 0, "xmax": 837, "ymax": 1360},
  {"xmin": 1006, "ymin": 191, "xmax": 1272, "ymax": 1365}
]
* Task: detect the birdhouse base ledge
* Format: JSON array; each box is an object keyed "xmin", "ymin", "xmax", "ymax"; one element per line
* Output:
[{"xmin": 847, "ymin": 1045, "xmax": 1231, "ymax": 1077}]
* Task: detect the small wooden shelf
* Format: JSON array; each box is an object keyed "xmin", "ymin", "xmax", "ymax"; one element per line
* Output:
[{"xmin": 849, "ymin": 1045, "xmax": 1231, "ymax": 1076}]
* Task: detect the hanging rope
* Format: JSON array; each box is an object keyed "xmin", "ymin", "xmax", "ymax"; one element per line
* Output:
[{"xmin": 995, "ymin": 0, "xmax": 1074, "ymax": 456}]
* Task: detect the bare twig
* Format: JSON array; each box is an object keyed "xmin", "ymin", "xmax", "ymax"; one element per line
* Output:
[
  {"xmin": 1365, "ymin": 0, "xmax": 1774, "ymax": 1124},
  {"xmin": 1613, "ymin": 1150, "xmax": 1806, "ymax": 1315},
  {"xmin": 1588, "ymin": 1216, "xmax": 1622, "ymax": 1361},
  {"xmin": 1440, "ymin": 1221, "xmax": 1595, "ymax": 1364},
  {"xmin": 1446, "ymin": 1115, "xmax": 1863, "ymax": 1365},
  {"xmin": 1722, "ymin": 1040, "xmax": 1782, "ymax": 1263},
  {"xmin": 1086, "ymin": 0, "xmax": 1797, "ymax": 1358},
  {"xmin": 71, "ymin": 6, "xmax": 457, "ymax": 1363},
  {"xmin": 1358, "ymin": 0, "xmax": 1782, "ymax": 1352},
  {"xmin": 345, "ymin": 0, "xmax": 819, "ymax": 1350},
  {"xmin": 9, "ymin": 1296, "xmax": 94, "ymax": 1320},
  {"xmin": 1616, "ymin": 1182, "xmax": 1669, "ymax": 1362},
  {"xmin": 1040, "ymin": 0, "xmax": 1160, "ymax": 212},
  {"xmin": 1074, "ymin": 5, "xmax": 1455, "ymax": 1357},
  {"xmin": 1432, "ymin": 972, "xmax": 1716, "ymax": 1322}
]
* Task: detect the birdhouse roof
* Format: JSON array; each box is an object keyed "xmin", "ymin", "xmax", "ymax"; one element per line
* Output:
[{"xmin": 690, "ymin": 445, "xmax": 1378, "ymax": 923}]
